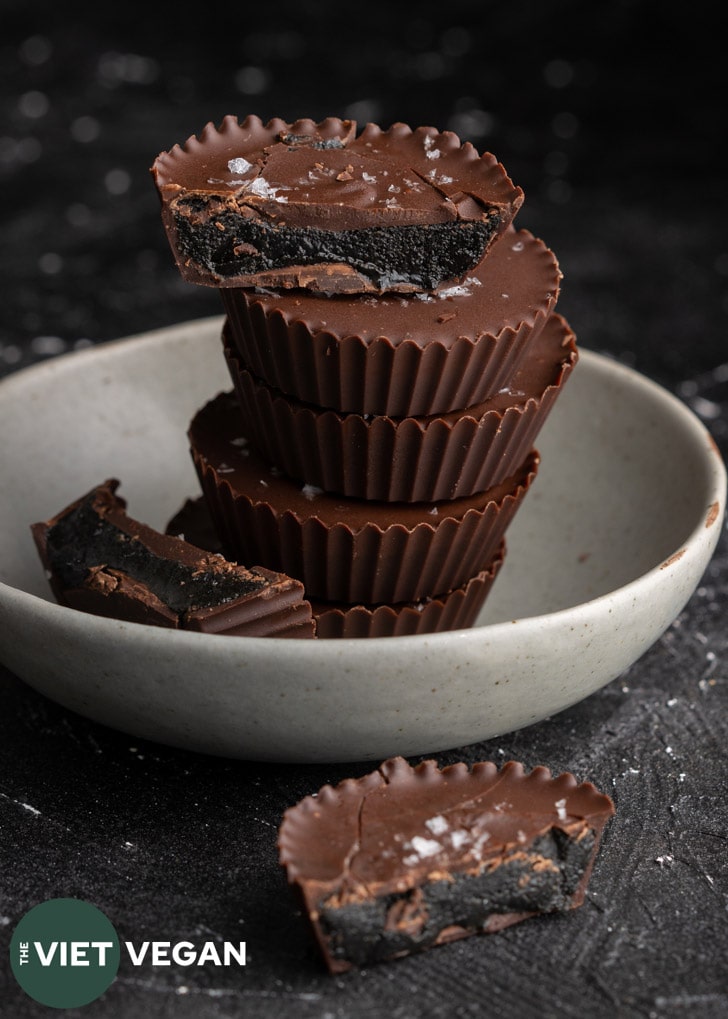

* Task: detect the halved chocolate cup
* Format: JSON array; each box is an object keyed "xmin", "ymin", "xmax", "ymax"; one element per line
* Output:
[
  {"xmin": 278, "ymin": 757, "xmax": 615, "ymax": 972},
  {"xmin": 188, "ymin": 391, "xmax": 538, "ymax": 604},
  {"xmin": 224, "ymin": 313, "xmax": 576, "ymax": 501},
  {"xmin": 151, "ymin": 116, "xmax": 524, "ymax": 294},
  {"xmin": 31, "ymin": 479, "xmax": 315, "ymax": 638},
  {"xmin": 221, "ymin": 227, "xmax": 561, "ymax": 416}
]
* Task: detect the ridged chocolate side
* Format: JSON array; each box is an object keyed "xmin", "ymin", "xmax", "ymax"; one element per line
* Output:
[
  {"xmin": 224, "ymin": 313, "xmax": 577, "ymax": 501},
  {"xmin": 312, "ymin": 544, "xmax": 505, "ymax": 638},
  {"xmin": 188, "ymin": 393, "xmax": 538, "ymax": 603},
  {"xmin": 221, "ymin": 228, "xmax": 560, "ymax": 416}
]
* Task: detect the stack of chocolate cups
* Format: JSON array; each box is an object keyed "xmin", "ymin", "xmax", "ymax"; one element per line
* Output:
[{"xmin": 152, "ymin": 117, "xmax": 578, "ymax": 638}]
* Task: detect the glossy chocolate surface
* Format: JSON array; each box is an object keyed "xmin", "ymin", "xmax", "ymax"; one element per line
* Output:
[
  {"xmin": 165, "ymin": 495, "xmax": 505, "ymax": 631},
  {"xmin": 188, "ymin": 391, "xmax": 535, "ymax": 531},
  {"xmin": 221, "ymin": 226, "xmax": 562, "ymax": 416},
  {"xmin": 188, "ymin": 392, "xmax": 538, "ymax": 602},
  {"xmin": 165, "ymin": 498, "xmax": 504, "ymax": 638},
  {"xmin": 223, "ymin": 227, "xmax": 559, "ymax": 348},
  {"xmin": 311, "ymin": 548, "xmax": 504, "ymax": 639}
]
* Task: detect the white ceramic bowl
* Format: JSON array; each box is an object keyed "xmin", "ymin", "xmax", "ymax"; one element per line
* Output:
[{"xmin": 0, "ymin": 318, "xmax": 724, "ymax": 762}]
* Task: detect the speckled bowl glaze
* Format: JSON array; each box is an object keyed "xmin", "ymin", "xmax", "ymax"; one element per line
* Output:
[{"xmin": 0, "ymin": 318, "xmax": 724, "ymax": 762}]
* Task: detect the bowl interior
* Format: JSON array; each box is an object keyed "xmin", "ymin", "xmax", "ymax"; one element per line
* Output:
[{"xmin": 0, "ymin": 316, "xmax": 718, "ymax": 621}]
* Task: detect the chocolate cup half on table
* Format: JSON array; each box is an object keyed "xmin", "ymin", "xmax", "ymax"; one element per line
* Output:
[
  {"xmin": 278, "ymin": 757, "xmax": 615, "ymax": 972},
  {"xmin": 224, "ymin": 312, "xmax": 576, "ymax": 502},
  {"xmin": 220, "ymin": 227, "xmax": 561, "ymax": 418},
  {"xmin": 150, "ymin": 116, "xmax": 524, "ymax": 295}
]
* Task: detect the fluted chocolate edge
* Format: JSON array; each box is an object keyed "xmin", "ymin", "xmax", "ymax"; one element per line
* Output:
[
  {"xmin": 224, "ymin": 319, "xmax": 576, "ymax": 501},
  {"xmin": 222, "ymin": 306, "xmax": 557, "ymax": 417},
  {"xmin": 190, "ymin": 449, "xmax": 538, "ymax": 603},
  {"xmin": 312, "ymin": 543, "xmax": 505, "ymax": 638}
]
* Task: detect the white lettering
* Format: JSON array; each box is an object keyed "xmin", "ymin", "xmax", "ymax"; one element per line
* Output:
[
  {"xmin": 223, "ymin": 942, "xmax": 246, "ymax": 966},
  {"xmin": 123, "ymin": 939, "xmax": 247, "ymax": 968},
  {"xmin": 195, "ymin": 942, "xmax": 221, "ymax": 966},
  {"xmin": 34, "ymin": 941, "xmax": 58, "ymax": 966},
  {"xmin": 171, "ymin": 942, "xmax": 196, "ymax": 966},
  {"xmin": 151, "ymin": 942, "xmax": 171, "ymax": 965},
  {"xmin": 124, "ymin": 941, "xmax": 149, "ymax": 965},
  {"xmin": 92, "ymin": 941, "xmax": 114, "ymax": 966},
  {"xmin": 33, "ymin": 941, "xmax": 114, "ymax": 967},
  {"xmin": 70, "ymin": 942, "xmax": 90, "ymax": 966}
]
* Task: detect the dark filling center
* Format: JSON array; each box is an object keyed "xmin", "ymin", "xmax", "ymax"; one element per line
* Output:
[
  {"xmin": 45, "ymin": 494, "xmax": 265, "ymax": 613},
  {"xmin": 173, "ymin": 211, "xmax": 497, "ymax": 290},
  {"xmin": 318, "ymin": 827, "xmax": 595, "ymax": 966}
]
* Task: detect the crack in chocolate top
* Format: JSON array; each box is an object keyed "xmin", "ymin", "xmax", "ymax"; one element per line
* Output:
[
  {"xmin": 279, "ymin": 757, "xmax": 615, "ymax": 890},
  {"xmin": 151, "ymin": 116, "xmax": 524, "ymax": 293}
]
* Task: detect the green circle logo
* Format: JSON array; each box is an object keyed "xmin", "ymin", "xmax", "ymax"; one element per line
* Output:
[{"xmin": 10, "ymin": 898, "xmax": 120, "ymax": 1009}]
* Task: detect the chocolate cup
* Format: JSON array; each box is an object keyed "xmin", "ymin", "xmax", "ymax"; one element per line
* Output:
[
  {"xmin": 221, "ymin": 228, "xmax": 561, "ymax": 416},
  {"xmin": 224, "ymin": 312, "xmax": 577, "ymax": 502},
  {"xmin": 188, "ymin": 391, "xmax": 539, "ymax": 603},
  {"xmin": 312, "ymin": 543, "xmax": 505, "ymax": 638},
  {"xmin": 165, "ymin": 499, "xmax": 503, "ymax": 637}
]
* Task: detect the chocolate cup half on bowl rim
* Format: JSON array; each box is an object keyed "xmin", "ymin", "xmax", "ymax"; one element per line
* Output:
[
  {"xmin": 220, "ymin": 227, "xmax": 561, "ymax": 417},
  {"xmin": 150, "ymin": 115, "xmax": 524, "ymax": 295},
  {"xmin": 31, "ymin": 479, "xmax": 316, "ymax": 638},
  {"xmin": 224, "ymin": 312, "xmax": 576, "ymax": 502},
  {"xmin": 188, "ymin": 391, "xmax": 539, "ymax": 604}
]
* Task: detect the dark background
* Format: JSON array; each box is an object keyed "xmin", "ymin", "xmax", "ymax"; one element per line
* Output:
[{"xmin": 1, "ymin": 2, "xmax": 727, "ymax": 1017}]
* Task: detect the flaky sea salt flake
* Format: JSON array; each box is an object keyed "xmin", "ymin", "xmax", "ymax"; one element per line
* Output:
[
  {"xmin": 406, "ymin": 836, "xmax": 443, "ymax": 859},
  {"xmin": 424, "ymin": 815, "xmax": 449, "ymax": 836},
  {"xmin": 246, "ymin": 176, "xmax": 289, "ymax": 202},
  {"xmin": 228, "ymin": 156, "xmax": 254, "ymax": 175},
  {"xmin": 302, "ymin": 484, "xmax": 323, "ymax": 500}
]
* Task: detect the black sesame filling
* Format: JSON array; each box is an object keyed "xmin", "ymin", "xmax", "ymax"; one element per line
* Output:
[
  {"xmin": 318, "ymin": 828, "xmax": 595, "ymax": 966},
  {"xmin": 45, "ymin": 494, "xmax": 264, "ymax": 614},
  {"xmin": 173, "ymin": 211, "xmax": 498, "ymax": 291}
]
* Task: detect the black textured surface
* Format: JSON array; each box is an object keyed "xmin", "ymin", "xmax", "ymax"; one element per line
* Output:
[{"xmin": 1, "ymin": 2, "xmax": 727, "ymax": 1017}]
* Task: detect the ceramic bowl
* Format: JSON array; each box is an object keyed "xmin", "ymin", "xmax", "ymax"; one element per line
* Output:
[{"xmin": 0, "ymin": 317, "xmax": 724, "ymax": 762}]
